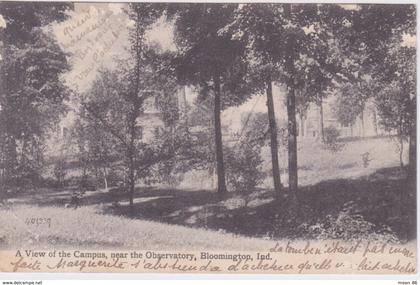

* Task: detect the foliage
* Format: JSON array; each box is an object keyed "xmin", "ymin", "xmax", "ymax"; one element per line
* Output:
[
  {"xmin": 0, "ymin": 2, "xmax": 72, "ymax": 44},
  {"xmin": 80, "ymin": 44, "xmax": 190, "ymax": 196},
  {"xmin": 299, "ymin": 211, "xmax": 399, "ymax": 243},
  {"xmin": 70, "ymin": 114, "xmax": 120, "ymax": 189},
  {"xmin": 322, "ymin": 126, "xmax": 344, "ymax": 152},
  {"xmin": 0, "ymin": 3, "xmax": 71, "ymax": 191},
  {"xmin": 374, "ymin": 52, "xmax": 415, "ymax": 141},
  {"xmin": 167, "ymin": 3, "xmax": 256, "ymax": 106},
  {"xmin": 349, "ymin": 4, "xmax": 416, "ymax": 185},
  {"xmin": 332, "ymin": 86, "xmax": 363, "ymax": 128},
  {"xmin": 225, "ymin": 4, "xmax": 355, "ymax": 192},
  {"xmin": 166, "ymin": 4, "xmax": 259, "ymax": 193},
  {"xmin": 225, "ymin": 145, "xmax": 266, "ymax": 193},
  {"xmin": 53, "ymin": 159, "xmax": 66, "ymax": 186},
  {"xmin": 168, "ymin": 5, "xmax": 242, "ymax": 84},
  {"xmin": 225, "ymin": 116, "xmax": 267, "ymax": 192},
  {"xmin": 376, "ymin": 84, "xmax": 412, "ymax": 135}
]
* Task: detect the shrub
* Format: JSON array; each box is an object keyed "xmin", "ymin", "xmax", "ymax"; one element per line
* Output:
[
  {"xmin": 323, "ymin": 126, "xmax": 344, "ymax": 152},
  {"xmin": 106, "ymin": 169, "xmax": 123, "ymax": 187},
  {"xmin": 298, "ymin": 211, "xmax": 399, "ymax": 243},
  {"xmin": 53, "ymin": 159, "xmax": 67, "ymax": 186},
  {"xmin": 225, "ymin": 140, "xmax": 266, "ymax": 194}
]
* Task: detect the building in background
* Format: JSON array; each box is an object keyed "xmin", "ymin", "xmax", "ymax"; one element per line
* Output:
[{"xmin": 296, "ymin": 97, "xmax": 384, "ymax": 140}]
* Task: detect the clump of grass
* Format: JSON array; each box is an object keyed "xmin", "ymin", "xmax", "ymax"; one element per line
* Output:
[{"xmin": 297, "ymin": 212, "xmax": 399, "ymax": 243}]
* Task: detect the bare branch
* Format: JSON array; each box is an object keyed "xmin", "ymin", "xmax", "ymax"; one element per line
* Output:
[{"xmin": 83, "ymin": 104, "xmax": 129, "ymax": 149}]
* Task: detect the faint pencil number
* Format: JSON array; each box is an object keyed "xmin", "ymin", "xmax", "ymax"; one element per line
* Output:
[{"xmin": 25, "ymin": 217, "xmax": 52, "ymax": 228}]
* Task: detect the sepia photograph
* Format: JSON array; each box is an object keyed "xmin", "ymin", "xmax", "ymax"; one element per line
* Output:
[{"xmin": 0, "ymin": 1, "xmax": 417, "ymax": 275}]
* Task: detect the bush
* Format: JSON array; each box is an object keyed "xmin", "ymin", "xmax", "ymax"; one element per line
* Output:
[
  {"xmin": 53, "ymin": 160, "xmax": 67, "ymax": 186},
  {"xmin": 68, "ymin": 175, "xmax": 97, "ymax": 192},
  {"xmin": 298, "ymin": 211, "xmax": 399, "ymax": 243},
  {"xmin": 225, "ymin": 140, "xmax": 266, "ymax": 194},
  {"xmin": 323, "ymin": 126, "xmax": 344, "ymax": 152},
  {"xmin": 106, "ymin": 169, "xmax": 123, "ymax": 187}
]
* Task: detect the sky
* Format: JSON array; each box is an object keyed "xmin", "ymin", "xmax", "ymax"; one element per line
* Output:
[
  {"xmin": 48, "ymin": 3, "xmax": 285, "ymax": 130},
  {"xmin": 51, "ymin": 3, "xmax": 175, "ymax": 93},
  {"xmin": 52, "ymin": 3, "xmax": 130, "ymax": 93}
]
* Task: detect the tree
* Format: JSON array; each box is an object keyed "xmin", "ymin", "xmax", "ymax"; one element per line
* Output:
[
  {"xmin": 332, "ymin": 77, "xmax": 377, "ymax": 138},
  {"xmin": 274, "ymin": 4, "xmax": 345, "ymax": 193},
  {"xmin": 332, "ymin": 85, "xmax": 364, "ymax": 136},
  {"xmin": 284, "ymin": 4, "xmax": 356, "ymax": 192},
  {"xmin": 82, "ymin": 51, "xmax": 179, "ymax": 210},
  {"xmin": 373, "ymin": 42, "xmax": 415, "ymax": 169},
  {"xmin": 305, "ymin": 65, "xmax": 334, "ymax": 142},
  {"xmin": 80, "ymin": 3, "xmax": 187, "ymax": 210},
  {"xmin": 0, "ymin": 3, "xmax": 72, "ymax": 197},
  {"xmin": 224, "ymin": 4, "xmax": 350, "ymax": 196},
  {"xmin": 72, "ymin": 112, "xmax": 118, "ymax": 191},
  {"xmin": 225, "ymin": 115, "xmax": 266, "ymax": 201},
  {"xmin": 295, "ymin": 87, "xmax": 310, "ymax": 137},
  {"xmin": 168, "ymin": 4, "xmax": 253, "ymax": 194},
  {"xmin": 228, "ymin": 4, "xmax": 285, "ymax": 193},
  {"xmin": 336, "ymin": 4, "xmax": 416, "ymax": 238},
  {"xmin": 376, "ymin": 84, "xmax": 410, "ymax": 168},
  {"xmin": 350, "ymin": 4, "xmax": 415, "ymax": 183}
]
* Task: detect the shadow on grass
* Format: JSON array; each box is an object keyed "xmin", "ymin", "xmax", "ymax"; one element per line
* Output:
[
  {"xmin": 102, "ymin": 167, "xmax": 414, "ymax": 242},
  {"xmin": 10, "ymin": 166, "xmax": 415, "ymax": 242}
]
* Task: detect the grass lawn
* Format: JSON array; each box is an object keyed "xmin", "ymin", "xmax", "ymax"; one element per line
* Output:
[{"xmin": 0, "ymin": 205, "xmax": 275, "ymax": 250}]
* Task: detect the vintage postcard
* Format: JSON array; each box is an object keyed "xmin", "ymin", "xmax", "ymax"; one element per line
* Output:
[{"xmin": 0, "ymin": 2, "xmax": 416, "ymax": 274}]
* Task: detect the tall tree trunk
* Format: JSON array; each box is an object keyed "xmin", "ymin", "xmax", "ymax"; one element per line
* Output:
[
  {"xmin": 300, "ymin": 114, "xmax": 305, "ymax": 137},
  {"xmin": 128, "ymin": 147, "xmax": 135, "ymax": 209},
  {"xmin": 177, "ymin": 85, "xmax": 189, "ymax": 133},
  {"xmin": 287, "ymin": 86, "xmax": 298, "ymax": 192},
  {"xmin": 128, "ymin": 168, "xmax": 135, "ymax": 208},
  {"xmin": 266, "ymin": 78, "xmax": 282, "ymax": 193},
  {"xmin": 284, "ymin": 3, "xmax": 298, "ymax": 193},
  {"xmin": 94, "ymin": 166, "xmax": 99, "ymax": 185},
  {"xmin": 0, "ymin": 146, "xmax": 4, "ymax": 202},
  {"xmin": 103, "ymin": 167, "xmax": 108, "ymax": 191},
  {"xmin": 398, "ymin": 119, "xmax": 404, "ymax": 169},
  {"xmin": 372, "ymin": 108, "xmax": 378, "ymax": 135},
  {"xmin": 104, "ymin": 176, "xmax": 108, "ymax": 191},
  {"xmin": 360, "ymin": 108, "xmax": 365, "ymax": 137},
  {"xmin": 0, "ymin": 169, "xmax": 4, "ymax": 203},
  {"xmin": 398, "ymin": 109, "xmax": 416, "ymax": 241},
  {"xmin": 5, "ymin": 136, "xmax": 17, "ymax": 182},
  {"xmin": 319, "ymin": 97, "xmax": 324, "ymax": 142},
  {"xmin": 399, "ymin": 135, "xmax": 404, "ymax": 169},
  {"xmin": 128, "ymin": 105, "xmax": 139, "ymax": 211},
  {"xmin": 181, "ymin": 85, "xmax": 189, "ymax": 132},
  {"xmin": 406, "ymin": 120, "xmax": 416, "ymax": 239},
  {"xmin": 128, "ymin": 13, "xmax": 142, "ymax": 211},
  {"xmin": 213, "ymin": 74, "xmax": 227, "ymax": 194},
  {"xmin": 404, "ymin": 90, "xmax": 417, "ymax": 187},
  {"xmin": 408, "ymin": 122, "xmax": 416, "ymax": 188}
]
